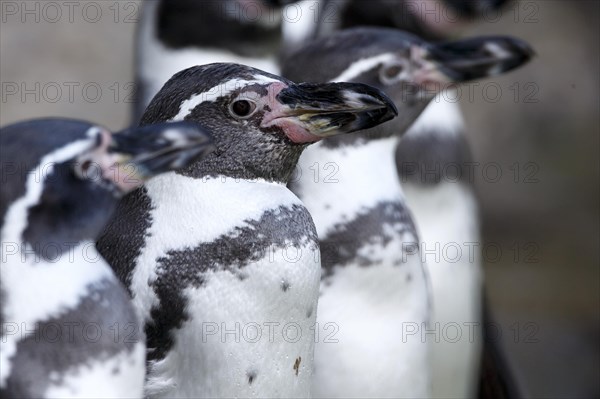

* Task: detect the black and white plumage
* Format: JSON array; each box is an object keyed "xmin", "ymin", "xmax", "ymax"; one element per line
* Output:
[
  {"xmin": 0, "ymin": 118, "xmax": 214, "ymax": 398},
  {"xmin": 135, "ymin": 0, "xmax": 299, "ymax": 122},
  {"xmin": 97, "ymin": 62, "xmax": 397, "ymax": 398},
  {"xmin": 281, "ymin": 27, "xmax": 533, "ymax": 398},
  {"xmin": 282, "ymin": 2, "xmax": 533, "ymax": 397},
  {"xmin": 396, "ymin": 34, "xmax": 533, "ymax": 399},
  {"xmin": 283, "ymin": 0, "xmax": 513, "ymax": 46}
]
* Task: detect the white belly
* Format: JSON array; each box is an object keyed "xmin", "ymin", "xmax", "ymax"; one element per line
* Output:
[
  {"xmin": 401, "ymin": 95, "xmax": 482, "ymax": 398},
  {"xmin": 132, "ymin": 175, "xmax": 322, "ymax": 398},
  {"xmin": 403, "ymin": 181, "xmax": 483, "ymax": 399},
  {"xmin": 293, "ymin": 138, "xmax": 432, "ymax": 398},
  {"xmin": 147, "ymin": 245, "xmax": 320, "ymax": 398},
  {"xmin": 43, "ymin": 343, "xmax": 146, "ymax": 399},
  {"xmin": 0, "ymin": 244, "xmax": 145, "ymax": 397},
  {"xmin": 313, "ymin": 238, "xmax": 430, "ymax": 398},
  {"xmin": 0, "ymin": 244, "xmax": 113, "ymax": 384}
]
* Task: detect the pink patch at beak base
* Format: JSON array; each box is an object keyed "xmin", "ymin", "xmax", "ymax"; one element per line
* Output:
[{"xmin": 261, "ymin": 82, "xmax": 323, "ymax": 144}]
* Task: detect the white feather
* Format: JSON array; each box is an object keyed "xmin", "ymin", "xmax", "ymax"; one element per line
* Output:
[
  {"xmin": 0, "ymin": 244, "xmax": 116, "ymax": 387},
  {"xmin": 282, "ymin": 1, "xmax": 322, "ymax": 46},
  {"xmin": 405, "ymin": 92, "xmax": 464, "ymax": 137},
  {"xmin": 43, "ymin": 342, "xmax": 146, "ymax": 398},
  {"xmin": 402, "ymin": 180, "xmax": 483, "ymax": 399},
  {"xmin": 0, "ymin": 134, "xmax": 106, "ymax": 386},
  {"xmin": 293, "ymin": 136, "xmax": 403, "ymax": 237},
  {"xmin": 293, "ymin": 136, "xmax": 432, "ymax": 398},
  {"xmin": 130, "ymin": 174, "xmax": 321, "ymax": 397},
  {"xmin": 313, "ymin": 249, "xmax": 430, "ymax": 398},
  {"xmin": 1, "ymin": 133, "xmax": 97, "ymax": 246},
  {"xmin": 170, "ymin": 75, "xmax": 280, "ymax": 121},
  {"xmin": 145, "ymin": 247, "xmax": 320, "ymax": 398},
  {"xmin": 331, "ymin": 53, "xmax": 396, "ymax": 82},
  {"xmin": 131, "ymin": 174, "xmax": 299, "ymax": 325}
]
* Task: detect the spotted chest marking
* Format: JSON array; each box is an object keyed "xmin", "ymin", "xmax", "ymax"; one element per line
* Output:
[
  {"xmin": 291, "ymin": 136, "xmax": 420, "ymax": 276},
  {"xmin": 1, "ymin": 278, "xmax": 144, "ymax": 398},
  {"xmin": 146, "ymin": 203, "xmax": 319, "ymax": 363},
  {"xmin": 396, "ymin": 94, "xmax": 472, "ymax": 185},
  {"xmin": 145, "ymin": 238, "xmax": 321, "ymax": 398},
  {"xmin": 0, "ymin": 243, "xmax": 117, "ymax": 385},
  {"xmin": 100, "ymin": 174, "xmax": 321, "ymax": 397},
  {"xmin": 396, "ymin": 128, "xmax": 473, "ymax": 185},
  {"xmin": 320, "ymin": 200, "xmax": 417, "ymax": 276}
]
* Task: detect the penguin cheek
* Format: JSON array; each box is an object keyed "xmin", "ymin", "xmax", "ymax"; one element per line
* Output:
[{"xmin": 269, "ymin": 119, "xmax": 321, "ymax": 144}]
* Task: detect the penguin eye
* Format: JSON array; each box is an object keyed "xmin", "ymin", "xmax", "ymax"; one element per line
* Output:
[
  {"xmin": 230, "ymin": 99, "xmax": 257, "ymax": 118},
  {"xmin": 379, "ymin": 63, "xmax": 406, "ymax": 85},
  {"xmin": 73, "ymin": 158, "xmax": 104, "ymax": 185},
  {"xmin": 74, "ymin": 160, "xmax": 93, "ymax": 179}
]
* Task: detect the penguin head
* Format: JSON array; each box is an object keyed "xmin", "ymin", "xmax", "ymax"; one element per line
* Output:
[
  {"xmin": 404, "ymin": 0, "xmax": 513, "ymax": 35},
  {"xmin": 155, "ymin": 0, "xmax": 302, "ymax": 53},
  {"xmin": 0, "ymin": 119, "xmax": 214, "ymax": 253},
  {"xmin": 141, "ymin": 62, "xmax": 397, "ymax": 182},
  {"xmin": 337, "ymin": 0, "xmax": 512, "ymax": 39},
  {"xmin": 281, "ymin": 27, "xmax": 533, "ymax": 142}
]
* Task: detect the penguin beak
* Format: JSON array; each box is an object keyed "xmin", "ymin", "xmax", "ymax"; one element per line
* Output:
[
  {"xmin": 107, "ymin": 121, "xmax": 215, "ymax": 192},
  {"xmin": 263, "ymin": 82, "xmax": 398, "ymax": 144},
  {"xmin": 411, "ymin": 36, "xmax": 534, "ymax": 88}
]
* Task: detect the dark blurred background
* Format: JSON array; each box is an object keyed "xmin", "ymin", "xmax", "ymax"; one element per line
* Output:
[{"xmin": 1, "ymin": 1, "xmax": 598, "ymax": 397}]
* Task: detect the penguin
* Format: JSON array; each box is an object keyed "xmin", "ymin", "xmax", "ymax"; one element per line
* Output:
[
  {"xmin": 135, "ymin": 0, "xmax": 299, "ymax": 123},
  {"xmin": 97, "ymin": 63, "xmax": 397, "ymax": 398},
  {"xmin": 0, "ymin": 118, "xmax": 214, "ymax": 398},
  {"xmin": 280, "ymin": 27, "xmax": 533, "ymax": 398},
  {"xmin": 282, "ymin": 0, "xmax": 513, "ymax": 46},
  {"xmin": 282, "ymin": 2, "xmax": 530, "ymax": 398}
]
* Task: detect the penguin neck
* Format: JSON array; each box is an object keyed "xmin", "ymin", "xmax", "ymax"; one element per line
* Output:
[
  {"xmin": 297, "ymin": 135, "xmax": 403, "ymax": 191},
  {"xmin": 292, "ymin": 135, "xmax": 404, "ymax": 238},
  {"xmin": 397, "ymin": 93, "xmax": 472, "ymax": 186},
  {"xmin": 405, "ymin": 93, "xmax": 465, "ymax": 138},
  {"xmin": 173, "ymin": 143, "xmax": 306, "ymax": 185}
]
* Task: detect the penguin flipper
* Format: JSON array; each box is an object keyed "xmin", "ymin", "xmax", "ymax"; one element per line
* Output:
[{"xmin": 478, "ymin": 302, "xmax": 522, "ymax": 399}]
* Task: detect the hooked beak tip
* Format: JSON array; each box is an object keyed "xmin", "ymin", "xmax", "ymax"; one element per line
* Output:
[
  {"xmin": 268, "ymin": 82, "xmax": 398, "ymax": 143},
  {"xmin": 109, "ymin": 122, "xmax": 215, "ymax": 185},
  {"xmin": 416, "ymin": 36, "xmax": 535, "ymax": 84}
]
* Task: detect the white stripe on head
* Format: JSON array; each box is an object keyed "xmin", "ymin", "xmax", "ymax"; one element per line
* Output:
[
  {"xmin": 331, "ymin": 53, "xmax": 396, "ymax": 83},
  {"xmin": 170, "ymin": 75, "xmax": 280, "ymax": 121},
  {"xmin": 1, "ymin": 127, "xmax": 100, "ymax": 245}
]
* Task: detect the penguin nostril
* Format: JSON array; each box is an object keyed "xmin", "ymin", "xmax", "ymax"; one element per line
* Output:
[
  {"xmin": 380, "ymin": 63, "xmax": 405, "ymax": 85},
  {"xmin": 81, "ymin": 160, "xmax": 92, "ymax": 172},
  {"xmin": 384, "ymin": 65, "xmax": 403, "ymax": 79},
  {"xmin": 74, "ymin": 158, "xmax": 97, "ymax": 180},
  {"xmin": 230, "ymin": 100, "xmax": 256, "ymax": 118}
]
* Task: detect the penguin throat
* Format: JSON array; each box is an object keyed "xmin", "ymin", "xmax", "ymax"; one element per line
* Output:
[{"xmin": 175, "ymin": 143, "xmax": 305, "ymax": 185}]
